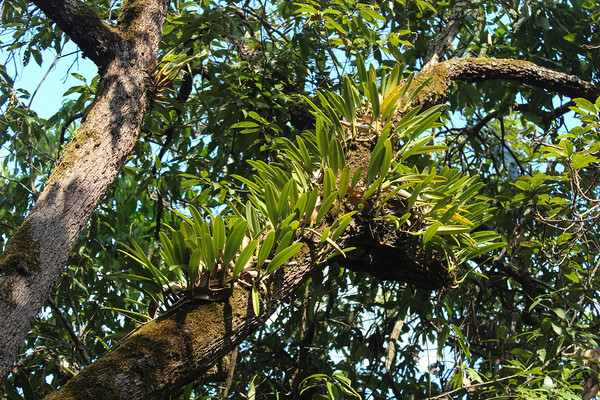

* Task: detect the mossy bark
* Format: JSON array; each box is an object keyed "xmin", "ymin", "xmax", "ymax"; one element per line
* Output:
[
  {"xmin": 401, "ymin": 57, "xmax": 600, "ymax": 113},
  {"xmin": 0, "ymin": 0, "xmax": 170, "ymax": 388},
  {"xmin": 44, "ymin": 250, "xmax": 320, "ymax": 400},
  {"xmin": 40, "ymin": 183, "xmax": 456, "ymax": 399}
]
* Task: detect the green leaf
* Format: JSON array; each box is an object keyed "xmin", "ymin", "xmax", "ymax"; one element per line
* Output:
[
  {"xmin": 258, "ymin": 230, "xmax": 276, "ymax": 267},
  {"xmin": 264, "ymin": 183, "xmax": 280, "ymax": 226},
  {"xmin": 316, "ymin": 191, "xmax": 339, "ymax": 224},
  {"xmin": 230, "ymin": 121, "xmax": 259, "ymax": 129},
  {"xmin": 252, "ymin": 283, "xmax": 260, "ymax": 316},
  {"xmin": 320, "ymin": 227, "xmax": 331, "ymax": 244},
  {"xmin": 304, "ymin": 189, "xmax": 320, "ymax": 223},
  {"xmin": 277, "ymin": 179, "xmax": 296, "ymax": 218},
  {"xmin": 351, "ymin": 166, "xmax": 363, "ymax": 188},
  {"xmin": 245, "ymin": 202, "xmax": 261, "ymax": 238},
  {"xmin": 188, "ymin": 248, "xmax": 203, "ymax": 283},
  {"xmin": 323, "ymin": 167, "xmax": 335, "ymax": 201},
  {"xmin": 338, "ymin": 166, "xmax": 351, "ymax": 201},
  {"xmin": 356, "ymin": 53, "xmax": 367, "ymax": 84},
  {"xmin": 367, "ymin": 130, "xmax": 389, "ymax": 184},
  {"xmin": 380, "ymin": 138, "xmax": 393, "ymax": 178},
  {"xmin": 451, "ymin": 325, "xmax": 470, "ymax": 363},
  {"xmin": 436, "ymin": 225, "xmax": 472, "ymax": 234},
  {"xmin": 266, "ymin": 242, "xmax": 303, "ymax": 274},
  {"xmin": 212, "ymin": 214, "xmax": 226, "ymax": 257},
  {"xmin": 362, "ymin": 177, "xmax": 383, "ymax": 200},
  {"xmin": 553, "ymin": 308, "xmax": 567, "ymax": 320},
  {"xmin": 397, "ymin": 174, "xmax": 447, "ymax": 183},
  {"xmin": 160, "ymin": 232, "xmax": 177, "ymax": 266},
  {"xmin": 233, "ymin": 240, "xmax": 258, "ymax": 279},
  {"xmin": 422, "ymin": 223, "xmax": 440, "ymax": 244},
  {"xmin": 224, "ymin": 220, "xmax": 248, "ymax": 266},
  {"xmin": 120, "ymin": 239, "xmax": 169, "ymax": 286},
  {"xmin": 201, "ymin": 232, "xmax": 216, "ymax": 272},
  {"xmin": 331, "ymin": 211, "xmax": 357, "ymax": 240}
]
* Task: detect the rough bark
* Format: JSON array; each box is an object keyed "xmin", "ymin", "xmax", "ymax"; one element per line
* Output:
[
  {"xmin": 409, "ymin": 57, "xmax": 600, "ymax": 112},
  {"xmin": 44, "ymin": 246, "xmax": 320, "ymax": 400},
  {"xmin": 422, "ymin": 0, "xmax": 471, "ymax": 70},
  {"xmin": 33, "ymin": 0, "xmax": 120, "ymax": 69},
  {"xmin": 0, "ymin": 0, "xmax": 169, "ymax": 387}
]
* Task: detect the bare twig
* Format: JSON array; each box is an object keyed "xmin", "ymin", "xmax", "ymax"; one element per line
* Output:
[{"xmin": 47, "ymin": 297, "xmax": 91, "ymax": 365}]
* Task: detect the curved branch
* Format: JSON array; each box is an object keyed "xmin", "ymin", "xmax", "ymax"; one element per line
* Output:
[
  {"xmin": 406, "ymin": 57, "xmax": 600, "ymax": 112},
  {"xmin": 31, "ymin": 0, "xmax": 121, "ymax": 69},
  {"xmin": 44, "ymin": 251, "xmax": 320, "ymax": 399}
]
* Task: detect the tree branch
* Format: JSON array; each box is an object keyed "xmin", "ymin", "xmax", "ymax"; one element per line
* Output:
[
  {"xmin": 44, "ymin": 248, "xmax": 321, "ymax": 400},
  {"xmin": 405, "ymin": 57, "xmax": 600, "ymax": 112},
  {"xmin": 31, "ymin": 0, "xmax": 121, "ymax": 69},
  {"xmin": 46, "ymin": 297, "xmax": 91, "ymax": 366},
  {"xmin": 422, "ymin": 0, "xmax": 471, "ymax": 70}
]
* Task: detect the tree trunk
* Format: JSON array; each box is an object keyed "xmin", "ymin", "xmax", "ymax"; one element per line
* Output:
[{"xmin": 0, "ymin": 0, "xmax": 169, "ymax": 387}]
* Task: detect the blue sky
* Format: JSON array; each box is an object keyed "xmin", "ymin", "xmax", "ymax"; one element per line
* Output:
[{"xmin": 2, "ymin": 40, "xmax": 97, "ymax": 119}]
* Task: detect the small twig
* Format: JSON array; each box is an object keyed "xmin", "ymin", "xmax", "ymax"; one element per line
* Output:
[
  {"xmin": 0, "ymin": 174, "xmax": 34, "ymax": 194},
  {"xmin": 28, "ymin": 52, "xmax": 62, "ymax": 110},
  {"xmin": 224, "ymin": 346, "xmax": 239, "ymax": 394},
  {"xmin": 47, "ymin": 297, "xmax": 91, "ymax": 365},
  {"xmin": 0, "ymin": 222, "xmax": 17, "ymax": 230}
]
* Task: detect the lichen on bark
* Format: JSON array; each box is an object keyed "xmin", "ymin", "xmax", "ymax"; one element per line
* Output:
[{"xmin": 47, "ymin": 125, "xmax": 102, "ymax": 184}]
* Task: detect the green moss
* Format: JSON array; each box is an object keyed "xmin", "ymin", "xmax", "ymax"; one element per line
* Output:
[
  {"xmin": 48, "ymin": 123, "xmax": 101, "ymax": 184},
  {"xmin": 400, "ymin": 62, "xmax": 450, "ymax": 112},
  {"xmin": 118, "ymin": 0, "xmax": 150, "ymax": 31},
  {"xmin": 0, "ymin": 222, "xmax": 40, "ymax": 277},
  {"xmin": 46, "ymin": 293, "xmax": 254, "ymax": 398}
]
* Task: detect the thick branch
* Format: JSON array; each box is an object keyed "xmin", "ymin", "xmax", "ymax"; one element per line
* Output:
[
  {"xmin": 407, "ymin": 57, "xmax": 600, "ymax": 111},
  {"xmin": 446, "ymin": 58, "xmax": 600, "ymax": 100},
  {"xmin": 41, "ymin": 186, "xmax": 454, "ymax": 398},
  {"xmin": 44, "ymin": 251, "xmax": 320, "ymax": 400},
  {"xmin": 31, "ymin": 0, "xmax": 121, "ymax": 68},
  {"xmin": 0, "ymin": 0, "xmax": 169, "ymax": 387}
]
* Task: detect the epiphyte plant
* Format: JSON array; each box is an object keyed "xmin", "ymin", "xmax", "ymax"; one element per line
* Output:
[{"xmin": 113, "ymin": 57, "xmax": 502, "ymax": 318}]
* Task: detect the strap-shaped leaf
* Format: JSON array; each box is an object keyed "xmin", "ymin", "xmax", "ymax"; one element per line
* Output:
[
  {"xmin": 315, "ymin": 190, "xmax": 338, "ymax": 224},
  {"xmin": 264, "ymin": 183, "xmax": 280, "ymax": 226},
  {"xmin": 331, "ymin": 211, "xmax": 358, "ymax": 241},
  {"xmin": 223, "ymin": 220, "xmax": 248, "ymax": 266},
  {"xmin": 200, "ymin": 232, "xmax": 215, "ymax": 272},
  {"xmin": 422, "ymin": 223, "xmax": 440, "ymax": 245},
  {"xmin": 337, "ymin": 166, "xmax": 350, "ymax": 201},
  {"xmin": 258, "ymin": 230, "xmax": 275, "ymax": 267},
  {"xmin": 232, "ymin": 239, "xmax": 257, "ymax": 280},
  {"xmin": 211, "ymin": 215, "xmax": 226, "ymax": 256},
  {"xmin": 265, "ymin": 242, "xmax": 304, "ymax": 275},
  {"xmin": 252, "ymin": 283, "xmax": 260, "ymax": 316}
]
